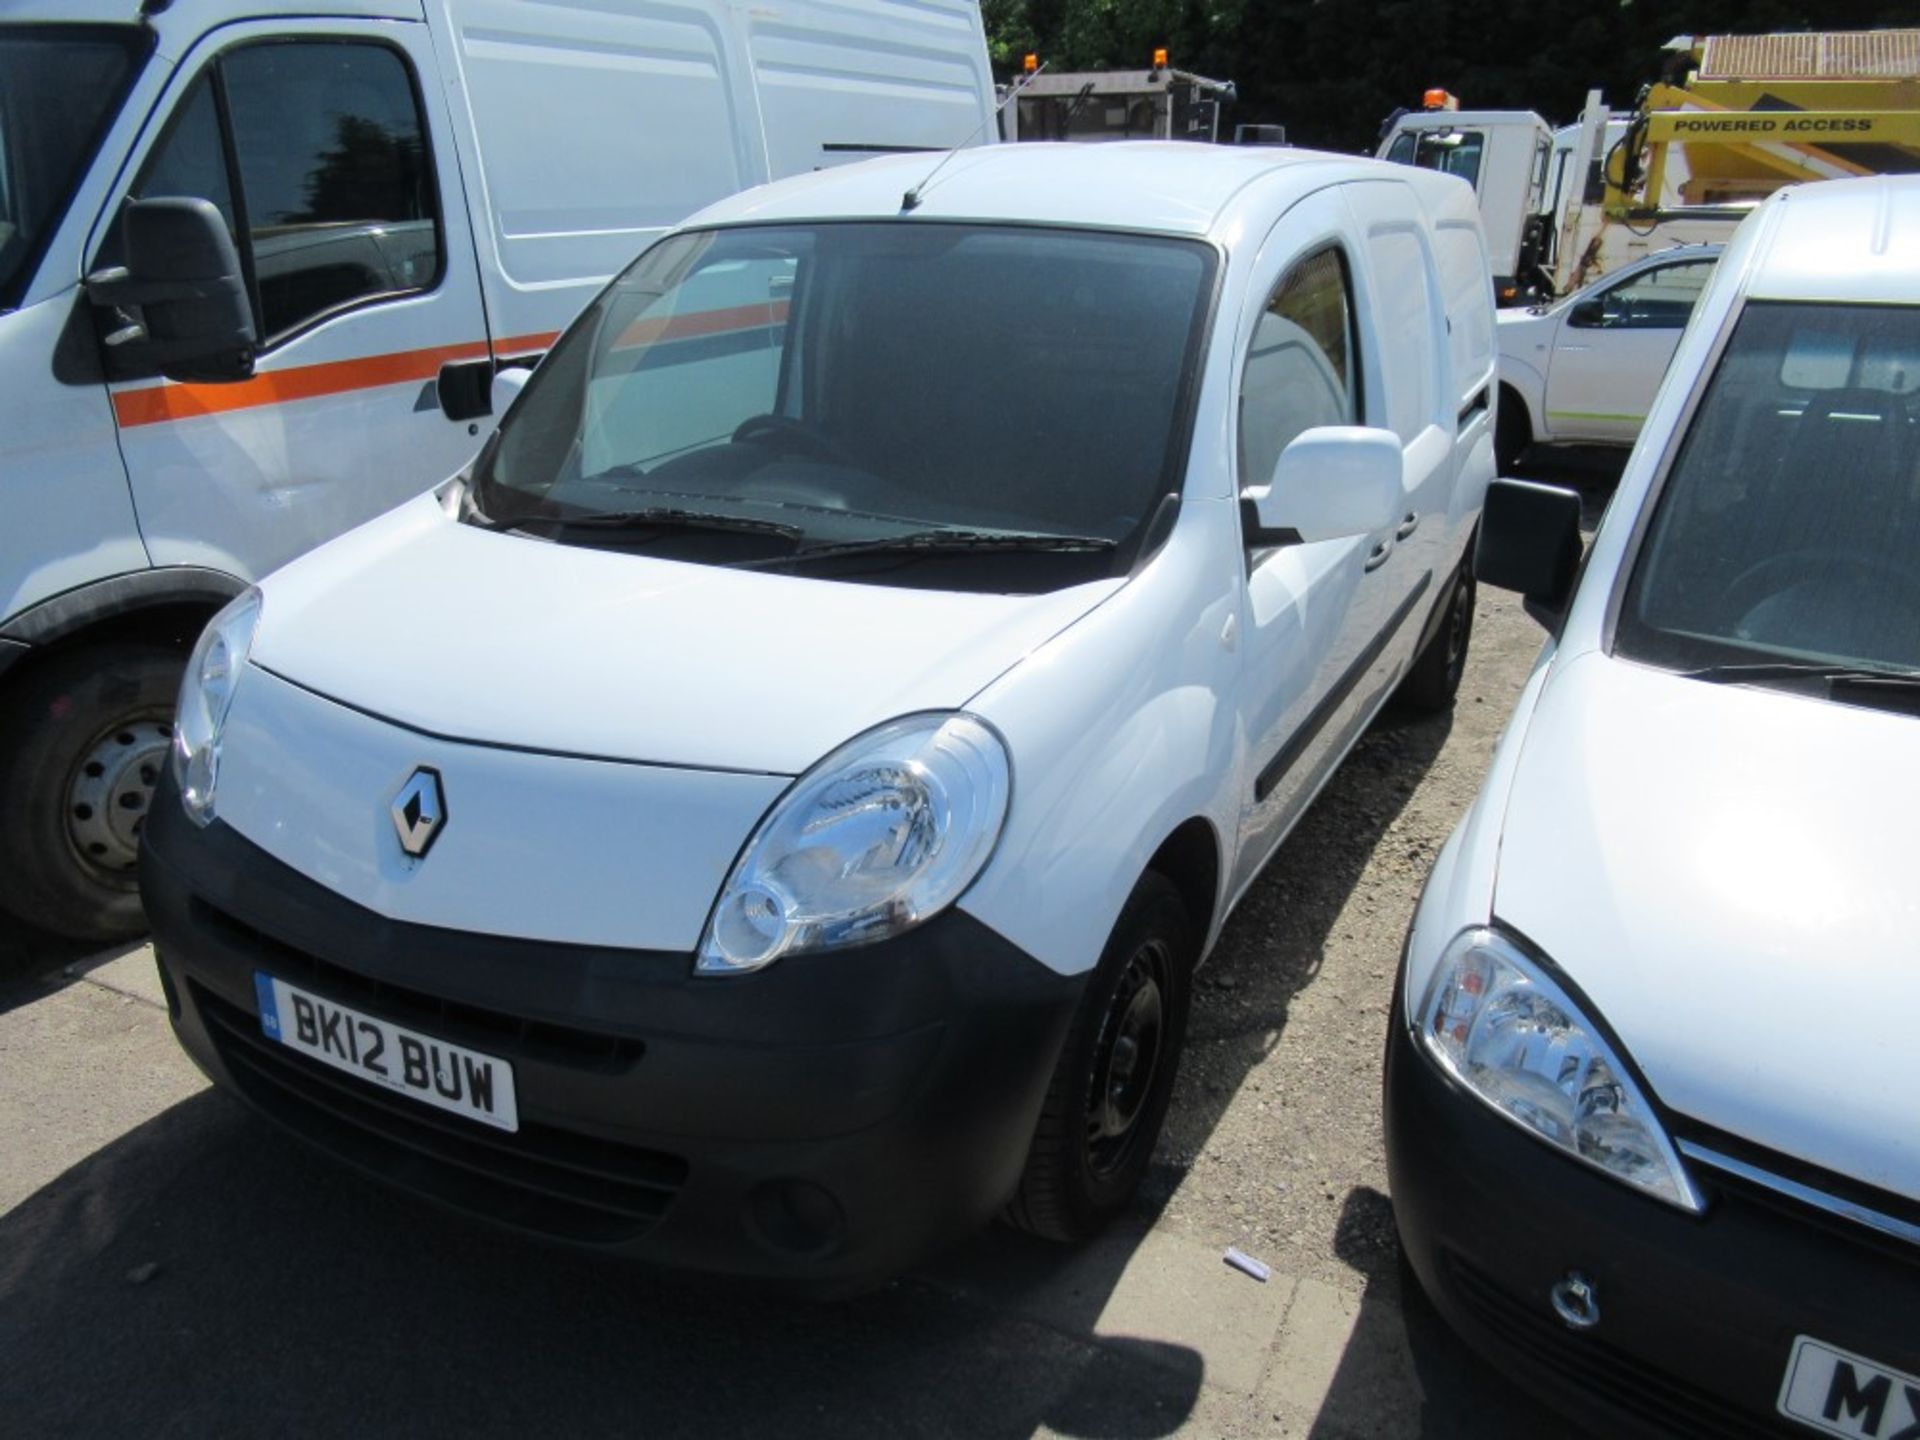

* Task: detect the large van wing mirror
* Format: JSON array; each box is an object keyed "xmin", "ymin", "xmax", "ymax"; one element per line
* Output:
[
  {"xmin": 1475, "ymin": 478, "xmax": 1583, "ymax": 613},
  {"xmin": 86, "ymin": 197, "xmax": 256, "ymax": 384},
  {"xmin": 1241, "ymin": 426, "xmax": 1403, "ymax": 546}
]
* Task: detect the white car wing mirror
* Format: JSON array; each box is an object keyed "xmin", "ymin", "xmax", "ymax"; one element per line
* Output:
[
  {"xmin": 1241, "ymin": 425, "xmax": 1404, "ymax": 546},
  {"xmin": 490, "ymin": 364, "xmax": 532, "ymax": 419}
]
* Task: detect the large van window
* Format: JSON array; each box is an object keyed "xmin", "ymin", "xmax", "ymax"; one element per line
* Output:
[
  {"xmin": 1619, "ymin": 302, "xmax": 1920, "ymax": 680},
  {"xmin": 223, "ymin": 43, "xmax": 438, "ymax": 338},
  {"xmin": 1384, "ymin": 130, "xmax": 1486, "ymax": 189},
  {"xmin": 123, "ymin": 77, "xmax": 237, "ymax": 242},
  {"xmin": 1239, "ymin": 248, "xmax": 1356, "ymax": 487},
  {"xmin": 100, "ymin": 39, "xmax": 440, "ymax": 345},
  {"xmin": 0, "ymin": 25, "xmax": 147, "ymax": 310},
  {"xmin": 476, "ymin": 224, "xmax": 1217, "ymax": 594}
]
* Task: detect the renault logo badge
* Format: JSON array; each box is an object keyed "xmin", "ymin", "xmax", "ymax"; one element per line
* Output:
[{"xmin": 391, "ymin": 767, "xmax": 447, "ymax": 858}]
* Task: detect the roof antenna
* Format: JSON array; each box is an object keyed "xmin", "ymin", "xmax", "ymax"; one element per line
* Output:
[{"xmin": 902, "ymin": 62, "xmax": 1047, "ymax": 213}]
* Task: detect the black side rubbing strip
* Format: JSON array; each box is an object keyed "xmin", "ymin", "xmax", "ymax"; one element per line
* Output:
[
  {"xmin": 821, "ymin": 142, "xmax": 945, "ymax": 154},
  {"xmin": 1253, "ymin": 570, "xmax": 1433, "ymax": 802}
]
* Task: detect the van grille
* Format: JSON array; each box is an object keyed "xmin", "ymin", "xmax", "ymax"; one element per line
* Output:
[
  {"xmin": 1442, "ymin": 1252, "xmax": 1792, "ymax": 1440},
  {"xmin": 188, "ymin": 895, "xmax": 645, "ymax": 1074},
  {"xmin": 194, "ymin": 981, "xmax": 686, "ymax": 1244}
]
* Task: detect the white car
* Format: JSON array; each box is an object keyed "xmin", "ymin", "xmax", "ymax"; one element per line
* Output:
[
  {"xmin": 1494, "ymin": 244, "xmax": 1721, "ymax": 466},
  {"xmin": 1390, "ymin": 176, "xmax": 1920, "ymax": 1436},
  {"xmin": 140, "ymin": 142, "xmax": 1496, "ymax": 1285}
]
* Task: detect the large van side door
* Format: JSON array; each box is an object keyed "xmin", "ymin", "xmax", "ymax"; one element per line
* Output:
[
  {"xmin": 1227, "ymin": 189, "xmax": 1395, "ymax": 898},
  {"xmin": 96, "ymin": 18, "xmax": 491, "ymax": 582}
]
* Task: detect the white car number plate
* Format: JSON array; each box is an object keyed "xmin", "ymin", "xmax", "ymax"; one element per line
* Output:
[
  {"xmin": 254, "ymin": 973, "xmax": 518, "ymax": 1133},
  {"xmin": 1779, "ymin": 1335, "xmax": 1920, "ymax": 1438}
]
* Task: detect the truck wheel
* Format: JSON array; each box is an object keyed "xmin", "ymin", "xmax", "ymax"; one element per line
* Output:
[
  {"xmin": 0, "ymin": 644, "xmax": 182, "ymax": 943},
  {"xmin": 1004, "ymin": 872, "xmax": 1194, "ymax": 1242},
  {"xmin": 1495, "ymin": 390, "xmax": 1531, "ymax": 473},
  {"xmin": 1397, "ymin": 564, "xmax": 1476, "ymax": 714}
]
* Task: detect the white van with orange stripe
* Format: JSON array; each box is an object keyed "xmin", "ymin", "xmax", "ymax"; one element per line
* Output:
[{"xmin": 0, "ymin": 0, "xmax": 996, "ymax": 940}]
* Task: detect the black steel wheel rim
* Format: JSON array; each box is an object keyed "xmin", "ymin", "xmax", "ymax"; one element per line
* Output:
[{"xmin": 1085, "ymin": 939, "xmax": 1170, "ymax": 1179}]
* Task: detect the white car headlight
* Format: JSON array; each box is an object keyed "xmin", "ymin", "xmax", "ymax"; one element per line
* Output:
[
  {"xmin": 1416, "ymin": 926, "xmax": 1703, "ymax": 1212},
  {"xmin": 698, "ymin": 713, "xmax": 1011, "ymax": 974},
  {"xmin": 170, "ymin": 588, "xmax": 262, "ymax": 827}
]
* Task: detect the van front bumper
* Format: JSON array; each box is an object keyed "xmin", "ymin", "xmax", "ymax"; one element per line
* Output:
[
  {"xmin": 141, "ymin": 776, "xmax": 1083, "ymax": 1287},
  {"xmin": 1385, "ymin": 998, "xmax": 1920, "ymax": 1438}
]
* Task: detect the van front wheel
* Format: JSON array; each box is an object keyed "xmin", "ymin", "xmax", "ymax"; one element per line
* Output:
[
  {"xmin": 1004, "ymin": 873, "xmax": 1194, "ymax": 1242},
  {"xmin": 1397, "ymin": 564, "xmax": 1476, "ymax": 714},
  {"xmin": 0, "ymin": 644, "xmax": 182, "ymax": 943}
]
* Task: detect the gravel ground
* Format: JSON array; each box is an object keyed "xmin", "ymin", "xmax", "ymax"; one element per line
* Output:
[{"xmin": 1150, "ymin": 454, "xmax": 1613, "ymax": 1267}]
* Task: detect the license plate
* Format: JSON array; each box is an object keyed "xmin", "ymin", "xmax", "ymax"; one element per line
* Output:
[
  {"xmin": 1779, "ymin": 1335, "xmax": 1920, "ymax": 1438},
  {"xmin": 253, "ymin": 973, "xmax": 518, "ymax": 1133}
]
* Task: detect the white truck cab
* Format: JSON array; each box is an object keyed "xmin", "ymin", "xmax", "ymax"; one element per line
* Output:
[
  {"xmin": 141, "ymin": 142, "xmax": 1497, "ymax": 1284},
  {"xmin": 1378, "ymin": 107, "xmax": 1552, "ymax": 300},
  {"xmin": 0, "ymin": 0, "xmax": 995, "ymax": 940}
]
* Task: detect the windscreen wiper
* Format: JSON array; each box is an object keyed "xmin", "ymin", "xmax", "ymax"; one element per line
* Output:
[
  {"xmin": 473, "ymin": 506, "xmax": 802, "ymax": 541},
  {"xmin": 1678, "ymin": 660, "xmax": 1920, "ymax": 715},
  {"xmin": 1678, "ymin": 661, "xmax": 1920, "ymax": 685},
  {"xmin": 728, "ymin": 528, "xmax": 1117, "ymax": 571}
]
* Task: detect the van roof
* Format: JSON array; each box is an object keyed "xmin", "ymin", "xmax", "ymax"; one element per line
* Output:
[
  {"xmin": 0, "ymin": 0, "xmax": 421, "ymax": 21},
  {"xmin": 691, "ymin": 141, "xmax": 1429, "ymax": 240},
  {"xmin": 1743, "ymin": 176, "xmax": 1920, "ymax": 305}
]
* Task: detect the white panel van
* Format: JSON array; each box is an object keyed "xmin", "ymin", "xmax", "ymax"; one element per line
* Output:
[
  {"xmin": 0, "ymin": 0, "xmax": 995, "ymax": 939},
  {"xmin": 140, "ymin": 142, "xmax": 1495, "ymax": 1284}
]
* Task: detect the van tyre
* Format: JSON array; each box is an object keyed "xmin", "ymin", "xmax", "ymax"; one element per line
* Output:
[
  {"xmin": 0, "ymin": 644, "xmax": 182, "ymax": 943},
  {"xmin": 1495, "ymin": 390, "xmax": 1530, "ymax": 472},
  {"xmin": 1004, "ymin": 872, "xmax": 1194, "ymax": 1242},
  {"xmin": 1398, "ymin": 564, "xmax": 1475, "ymax": 714}
]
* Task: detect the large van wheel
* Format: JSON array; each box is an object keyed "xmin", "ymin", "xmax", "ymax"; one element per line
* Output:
[
  {"xmin": 1397, "ymin": 563, "xmax": 1476, "ymax": 714},
  {"xmin": 1004, "ymin": 873, "xmax": 1194, "ymax": 1242},
  {"xmin": 0, "ymin": 644, "xmax": 182, "ymax": 943}
]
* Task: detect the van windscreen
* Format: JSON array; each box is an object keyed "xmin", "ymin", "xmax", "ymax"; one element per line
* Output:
[
  {"xmin": 473, "ymin": 222, "xmax": 1217, "ymax": 591},
  {"xmin": 1618, "ymin": 301, "xmax": 1920, "ymax": 685},
  {"xmin": 0, "ymin": 25, "xmax": 148, "ymax": 310}
]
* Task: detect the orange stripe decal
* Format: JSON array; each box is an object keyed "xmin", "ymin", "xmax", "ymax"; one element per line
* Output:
[
  {"xmin": 612, "ymin": 300, "xmax": 789, "ymax": 353},
  {"xmin": 111, "ymin": 330, "xmax": 564, "ymax": 429}
]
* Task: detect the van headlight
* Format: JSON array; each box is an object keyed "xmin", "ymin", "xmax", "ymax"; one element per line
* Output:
[
  {"xmin": 1416, "ymin": 926, "xmax": 1703, "ymax": 1212},
  {"xmin": 698, "ymin": 713, "xmax": 1011, "ymax": 974},
  {"xmin": 170, "ymin": 588, "xmax": 262, "ymax": 827}
]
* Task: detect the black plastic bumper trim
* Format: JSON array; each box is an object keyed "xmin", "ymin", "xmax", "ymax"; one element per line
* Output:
[
  {"xmin": 141, "ymin": 772, "xmax": 1084, "ymax": 1282},
  {"xmin": 1386, "ymin": 998, "xmax": 1920, "ymax": 1440}
]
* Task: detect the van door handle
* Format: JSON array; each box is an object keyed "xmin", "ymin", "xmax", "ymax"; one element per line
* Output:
[
  {"xmin": 1364, "ymin": 540, "xmax": 1393, "ymax": 572},
  {"xmin": 1396, "ymin": 512, "xmax": 1420, "ymax": 541}
]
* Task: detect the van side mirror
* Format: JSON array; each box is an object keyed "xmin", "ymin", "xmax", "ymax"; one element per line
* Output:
[
  {"xmin": 1566, "ymin": 297, "xmax": 1608, "ymax": 330},
  {"xmin": 1241, "ymin": 426, "xmax": 1403, "ymax": 546},
  {"xmin": 1474, "ymin": 478, "xmax": 1583, "ymax": 614},
  {"xmin": 85, "ymin": 197, "xmax": 256, "ymax": 383}
]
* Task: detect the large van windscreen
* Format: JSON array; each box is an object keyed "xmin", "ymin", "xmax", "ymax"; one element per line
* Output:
[
  {"xmin": 0, "ymin": 26, "xmax": 147, "ymax": 310},
  {"xmin": 473, "ymin": 222, "xmax": 1216, "ymax": 592},
  {"xmin": 1618, "ymin": 302, "xmax": 1920, "ymax": 684}
]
